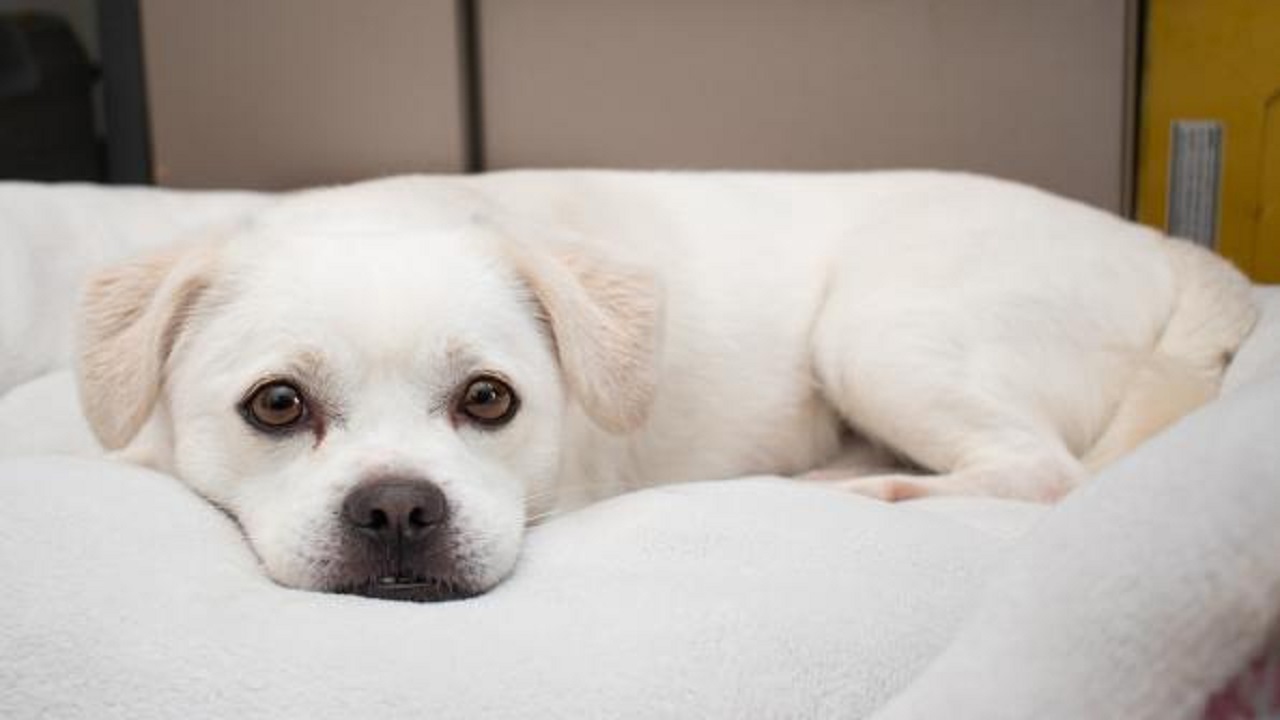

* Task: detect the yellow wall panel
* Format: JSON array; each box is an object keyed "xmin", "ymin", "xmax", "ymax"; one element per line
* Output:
[{"xmin": 1138, "ymin": 0, "xmax": 1280, "ymax": 281}]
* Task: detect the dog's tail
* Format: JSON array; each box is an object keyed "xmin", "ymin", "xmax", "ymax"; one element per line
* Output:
[{"xmin": 1083, "ymin": 239, "xmax": 1257, "ymax": 470}]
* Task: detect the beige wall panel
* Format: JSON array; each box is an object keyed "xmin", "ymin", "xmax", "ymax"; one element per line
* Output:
[
  {"xmin": 480, "ymin": 0, "xmax": 1133, "ymax": 212},
  {"xmin": 142, "ymin": 0, "xmax": 464, "ymax": 189}
]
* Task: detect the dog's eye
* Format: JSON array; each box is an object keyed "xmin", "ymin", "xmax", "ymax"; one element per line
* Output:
[
  {"xmin": 457, "ymin": 376, "xmax": 518, "ymax": 427},
  {"xmin": 244, "ymin": 381, "xmax": 307, "ymax": 430}
]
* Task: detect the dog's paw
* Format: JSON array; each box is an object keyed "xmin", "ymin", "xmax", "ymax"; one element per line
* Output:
[
  {"xmin": 819, "ymin": 466, "xmax": 1078, "ymax": 503},
  {"xmin": 828, "ymin": 474, "xmax": 937, "ymax": 502}
]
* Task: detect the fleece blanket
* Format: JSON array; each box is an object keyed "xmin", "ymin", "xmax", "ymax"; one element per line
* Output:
[
  {"xmin": 0, "ymin": 459, "xmax": 1021, "ymax": 719},
  {"xmin": 0, "ymin": 183, "xmax": 268, "ymax": 393},
  {"xmin": 873, "ymin": 372, "xmax": 1280, "ymax": 720},
  {"xmin": 1, "ymin": 181, "xmax": 1279, "ymax": 718}
]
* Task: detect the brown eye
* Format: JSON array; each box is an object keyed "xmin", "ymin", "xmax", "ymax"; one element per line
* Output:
[
  {"xmin": 457, "ymin": 376, "xmax": 518, "ymax": 427},
  {"xmin": 244, "ymin": 381, "xmax": 307, "ymax": 431}
]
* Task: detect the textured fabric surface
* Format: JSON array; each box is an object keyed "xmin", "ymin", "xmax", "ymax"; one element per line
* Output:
[
  {"xmin": 1203, "ymin": 645, "xmax": 1280, "ymax": 720},
  {"xmin": 872, "ymin": 372, "xmax": 1280, "ymax": 720},
  {"xmin": 0, "ymin": 182, "xmax": 267, "ymax": 394},
  {"xmin": 1225, "ymin": 287, "xmax": 1280, "ymax": 395},
  {"xmin": 1215, "ymin": 293, "xmax": 1280, "ymax": 720},
  {"xmin": 0, "ymin": 463, "xmax": 1013, "ymax": 719}
]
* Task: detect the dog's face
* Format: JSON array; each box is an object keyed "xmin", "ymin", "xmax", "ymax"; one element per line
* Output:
[
  {"xmin": 165, "ymin": 231, "xmax": 566, "ymax": 601},
  {"xmin": 75, "ymin": 194, "xmax": 659, "ymax": 601}
]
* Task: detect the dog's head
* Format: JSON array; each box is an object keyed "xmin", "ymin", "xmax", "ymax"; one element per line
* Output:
[{"xmin": 74, "ymin": 187, "xmax": 660, "ymax": 601}]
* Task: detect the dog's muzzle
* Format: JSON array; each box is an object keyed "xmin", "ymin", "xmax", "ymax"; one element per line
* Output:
[{"xmin": 334, "ymin": 477, "xmax": 474, "ymax": 602}]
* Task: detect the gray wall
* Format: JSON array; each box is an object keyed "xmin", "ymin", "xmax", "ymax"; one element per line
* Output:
[
  {"xmin": 136, "ymin": 0, "xmax": 1138, "ymax": 212},
  {"xmin": 140, "ymin": 0, "xmax": 465, "ymax": 189}
]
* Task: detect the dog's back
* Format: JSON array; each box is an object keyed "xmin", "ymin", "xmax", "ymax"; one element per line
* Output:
[{"xmin": 478, "ymin": 170, "xmax": 1261, "ymax": 493}]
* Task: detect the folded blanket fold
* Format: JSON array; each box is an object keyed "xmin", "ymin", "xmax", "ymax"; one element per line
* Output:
[{"xmin": 872, "ymin": 373, "xmax": 1280, "ymax": 720}]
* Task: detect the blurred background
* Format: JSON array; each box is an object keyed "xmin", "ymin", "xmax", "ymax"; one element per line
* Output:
[{"xmin": 0, "ymin": 0, "xmax": 1275, "ymax": 281}]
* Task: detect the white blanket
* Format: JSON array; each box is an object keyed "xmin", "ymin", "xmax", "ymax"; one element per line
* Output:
[
  {"xmin": 0, "ymin": 459, "xmax": 1021, "ymax": 718},
  {"xmin": 0, "ymin": 183, "xmax": 268, "ymax": 393},
  {"xmin": 1, "ymin": 181, "xmax": 1278, "ymax": 719},
  {"xmin": 874, "ymin": 372, "xmax": 1280, "ymax": 720}
]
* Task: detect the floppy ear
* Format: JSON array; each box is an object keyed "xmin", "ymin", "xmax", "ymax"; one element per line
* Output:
[
  {"xmin": 76, "ymin": 243, "xmax": 217, "ymax": 450},
  {"xmin": 511, "ymin": 242, "xmax": 662, "ymax": 434}
]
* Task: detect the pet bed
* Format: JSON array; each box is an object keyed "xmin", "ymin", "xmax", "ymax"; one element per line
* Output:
[{"xmin": 2, "ymin": 181, "xmax": 1278, "ymax": 719}]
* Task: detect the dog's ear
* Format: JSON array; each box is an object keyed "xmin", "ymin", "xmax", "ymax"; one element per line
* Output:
[
  {"xmin": 76, "ymin": 243, "xmax": 218, "ymax": 450},
  {"xmin": 511, "ymin": 242, "xmax": 662, "ymax": 434}
]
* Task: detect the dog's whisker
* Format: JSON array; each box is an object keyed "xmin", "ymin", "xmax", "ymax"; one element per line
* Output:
[
  {"xmin": 520, "ymin": 481, "xmax": 603, "ymax": 500},
  {"xmin": 524, "ymin": 509, "xmax": 573, "ymax": 526},
  {"xmin": 521, "ymin": 487, "xmax": 606, "ymax": 510}
]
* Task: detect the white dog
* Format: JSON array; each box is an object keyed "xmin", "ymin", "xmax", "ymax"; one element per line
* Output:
[{"xmin": 76, "ymin": 171, "xmax": 1256, "ymax": 601}]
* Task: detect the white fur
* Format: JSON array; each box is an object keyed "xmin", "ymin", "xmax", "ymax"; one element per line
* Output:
[{"xmin": 75, "ymin": 170, "xmax": 1257, "ymax": 594}]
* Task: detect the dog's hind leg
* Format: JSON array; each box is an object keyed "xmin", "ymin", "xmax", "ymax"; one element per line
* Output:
[
  {"xmin": 809, "ymin": 412, "xmax": 1088, "ymax": 503},
  {"xmin": 826, "ymin": 457, "xmax": 1083, "ymax": 502},
  {"xmin": 808, "ymin": 300, "xmax": 1089, "ymax": 503}
]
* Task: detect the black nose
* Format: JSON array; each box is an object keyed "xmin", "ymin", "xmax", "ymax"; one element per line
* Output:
[{"xmin": 342, "ymin": 479, "xmax": 448, "ymax": 544}]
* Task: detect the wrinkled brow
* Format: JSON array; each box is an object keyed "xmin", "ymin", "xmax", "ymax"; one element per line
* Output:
[
  {"xmin": 425, "ymin": 341, "xmax": 485, "ymax": 414},
  {"xmin": 442, "ymin": 340, "xmax": 482, "ymax": 378},
  {"xmin": 280, "ymin": 347, "xmax": 331, "ymax": 385}
]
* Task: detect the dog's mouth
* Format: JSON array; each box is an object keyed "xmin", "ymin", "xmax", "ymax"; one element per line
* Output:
[{"xmin": 332, "ymin": 574, "xmax": 479, "ymax": 603}]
